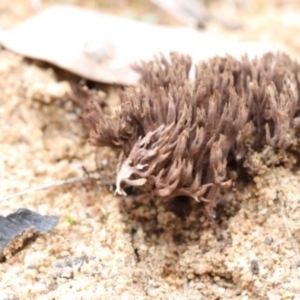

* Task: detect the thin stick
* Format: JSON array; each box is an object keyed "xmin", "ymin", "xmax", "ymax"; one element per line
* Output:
[
  {"xmin": 0, "ymin": 176, "xmax": 92, "ymax": 203},
  {"xmin": 279, "ymin": 191, "xmax": 300, "ymax": 265}
]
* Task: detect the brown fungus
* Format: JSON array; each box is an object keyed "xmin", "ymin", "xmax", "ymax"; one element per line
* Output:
[{"xmin": 79, "ymin": 52, "xmax": 300, "ymax": 213}]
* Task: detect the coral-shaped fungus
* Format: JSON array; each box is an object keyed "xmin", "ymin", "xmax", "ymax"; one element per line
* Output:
[{"xmin": 79, "ymin": 53, "xmax": 300, "ymax": 213}]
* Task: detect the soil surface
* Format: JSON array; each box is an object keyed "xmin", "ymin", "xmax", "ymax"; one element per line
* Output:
[{"xmin": 1, "ymin": 1, "xmax": 300, "ymax": 299}]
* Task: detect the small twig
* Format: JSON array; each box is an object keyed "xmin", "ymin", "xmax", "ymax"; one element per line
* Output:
[
  {"xmin": 81, "ymin": 165, "xmax": 91, "ymax": 178},
  {"xmin": 149, "ymin": 0, "xmax": 243, "ymax": 29},
  {"xmin": 278, "ymin": 190, "xmax": 300, "ymax": 265},
  {"xmin": 0, "ymin": 176, "xmax": 93, "ymax": 203}
]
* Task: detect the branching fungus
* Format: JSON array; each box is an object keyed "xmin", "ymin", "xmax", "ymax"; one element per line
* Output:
[{"xmin": 79, "ymin": 52, "xmax": 300, "ymax": 213}]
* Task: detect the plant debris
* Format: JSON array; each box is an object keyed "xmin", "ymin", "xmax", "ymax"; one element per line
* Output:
[
  {"xmin": 150, "ymin": 0, "xmax": 243, "ymax": 29},
  {"xmin": 0, "ymin": 208, "xmax": 59, "ymax": 261},
  {"xmin": 78, "ymin": 52, "xmax": 300, "ymax": 215},
  {"xmin": 0, "ymin": 5, "xmax": 278, "ymax": 85}
]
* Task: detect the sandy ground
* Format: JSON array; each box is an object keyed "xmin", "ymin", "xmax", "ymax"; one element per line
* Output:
[{"xmin": 1, "ymin": 1, "xmax": 300, "ymax": 299}]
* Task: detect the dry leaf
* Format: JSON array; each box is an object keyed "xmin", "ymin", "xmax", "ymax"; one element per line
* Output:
[
  {"xmin": 0, "ymin": 5, "xmax": 280, "ymax": 85},
  {"xmin": 0, "ymin": 208, "xmax": 59, "ymax": 261}
]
